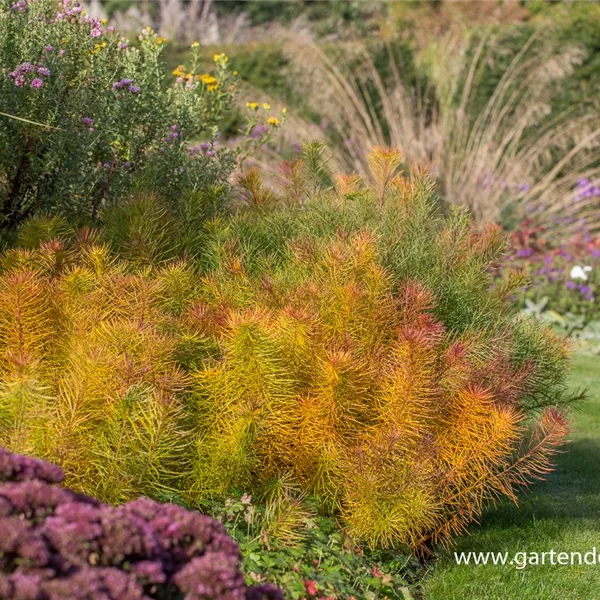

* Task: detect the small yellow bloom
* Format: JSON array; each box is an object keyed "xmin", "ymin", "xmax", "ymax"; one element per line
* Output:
[
  {"xmin": 262, "ymin": 103, "xmax": 271, "ymax": 110},
  {"xmin": 196, "ymin": 74, "xmax": 218, "ymax": 91},
  {"xmin": 145, "ymin": 26, "xmax": 152, "ymax": 32},
  {"xmin": 191, "ymin": 42, "xmax": 200, "ymax": 48},
  {"xmin": 61, "ymin": 38, "xmax": 67, "ymax": 44},
  {"xmin": 92, "ymin": 42, "xmax": 107, "ymax": 55},
  {"xmin": 172, "ymin": 65, "xmax": 186, "ymax": 77},
  {"xmin": 267, "ymin": 117, "xmax": 281, "ymax": 127},
  {"xmin": 282, "ymin": 107, "xmax": 287, "ymax": 114},
  {"xmin": 246, "ymin": 102, "xmax": 259, "ymax": 110},
  {"xmin": 233, "ymin": 70, "xmax": 239, "ymax": 76},
  {"xmin": 157, "ymin": 36, "xmax": 167, "ymax": 45},
  {"xmin": 101, "ymin": 18, "xmax": 108, "ymax": 25},
  {"xmin": 213, "ymin": 53, "xmax": 229, "ymax": 65}
]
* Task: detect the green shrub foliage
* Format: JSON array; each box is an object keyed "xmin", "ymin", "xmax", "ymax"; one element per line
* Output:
[{"xmin": 0, "ymin": 0, "xmax": 237, "ymax": 236}]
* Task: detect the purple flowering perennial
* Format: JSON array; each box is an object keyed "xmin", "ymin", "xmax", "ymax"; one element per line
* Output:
[{"xmin": 0, "ymin": 447, "xmax": 283, "ymax": 600}]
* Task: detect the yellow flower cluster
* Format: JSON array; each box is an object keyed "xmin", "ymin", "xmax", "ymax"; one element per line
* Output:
[
  {"xmin": 198, "ymin": 74, "xmax": 218, "ymax": 92},
  {"xmin": 172, "ymin": 65, "xmax": 187, "ymax": 77},
  {"xmin": 245, "ymin": 102, "xmax": 287, "ymax": 126},
  {"xmin": 213, "ymin": 53, "xmax": 229, "ymax": 67},
  {"xmin": 93, "ymin": 41, "xmax": 107, "ymax": 55},
  {"xmin": 172, "ymin": 65, "xmax": 218, "ymax": 91}
]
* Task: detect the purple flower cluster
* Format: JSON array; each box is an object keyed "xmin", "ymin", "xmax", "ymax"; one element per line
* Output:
[
  {"xmin": 54, "ymin": 1, "xmax": 111, "ymax": 37},
  {"xmin": 574, "ymin": 177, "xmax": 600, "ymax": 202},
  {"xmin": 163, "ymin": 124, "xmax": 186, "ymax": 145},
  {"xmin": 112, "ymin": 78, "xmax": 140, "ymax": 94},
  {"xmin": 11, "ymin": 0, "xmax": 28, "ymax": 13},
  {"xmin": 189, "ymin": 142, "xmax": 216, "ymax": 158},
  {"xmin": 8, "ymin": 63, "xmax": 51, "ymax": 89},
  {"xmin": 0, "ymin": 447, "xmax": 283, "ymax": 600},
  {"xmin": 55, "ymin": 0, "xmax": 84, "ymax": 20}
]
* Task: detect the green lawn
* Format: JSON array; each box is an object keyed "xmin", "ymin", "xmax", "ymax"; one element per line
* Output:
[{"xmin": 421, "ymin": 354, "xmax": 600, "ymax": 600}]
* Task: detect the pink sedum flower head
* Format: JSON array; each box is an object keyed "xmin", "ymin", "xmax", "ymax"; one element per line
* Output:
[{"xmin": 0, "ymin": 447, "xmax": 284, "ymax": 600}]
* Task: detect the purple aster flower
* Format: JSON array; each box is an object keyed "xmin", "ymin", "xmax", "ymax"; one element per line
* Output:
[
  {"xmin": 118, "ymin": 42, "xmax": 128, "ymax": 49},
  {"xmin": 112, "ymin": 80, "xmax": 124, "ymax": 90},
  {"xmin": 58, "ymin": 49, "xmax": 65, "ymax": 57},
  {"xmin": 515, "ymin": 248, "xmax": 533, "ymax": 258},
  {"xmin": 129, "ymin": 85, "xmax": 140, "ymax": 94},
  {"xmin": 81, "ymin": 117, "xmax": 94, "ymax": 127},
  {"xmin": 31, "ymin": 78, "xmax": 44, "ymax": 89},
  {"xmin": 45, "ymin": 45, "xmax": 54, "ymax": 53},
  {"xmin": 11, "ymin": 1, "xmax": 27, "ymax": 12},
  {"xmin": 90, "ymin": 27, "xmax": 102, "ymax": 38},
  {"xmin": 36, "ymin": 66, "xmax": 50, "ymax": 77},
  {"xmin": 565, "ymin": 281, "xmax": 576, "ymax": 290}
]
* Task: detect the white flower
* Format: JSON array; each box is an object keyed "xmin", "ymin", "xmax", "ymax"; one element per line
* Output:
[{"xmin": 570, "ymin": 265, "xmax": 593, "ymax": 281}]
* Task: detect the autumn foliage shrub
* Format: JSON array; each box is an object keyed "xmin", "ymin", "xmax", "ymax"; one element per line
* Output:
[
  {"xmin": 0, "ymin": 147, "xmax": 577, "ymax": 553},
  {"xmin": 0, "ymin": 446, "xmax": 282, "ymax": 600}
]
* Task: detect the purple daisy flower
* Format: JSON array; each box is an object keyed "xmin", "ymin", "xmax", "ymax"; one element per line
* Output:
[{"xmin": 31, "ymin": 78, "xmax": 44, "ymax": 89}]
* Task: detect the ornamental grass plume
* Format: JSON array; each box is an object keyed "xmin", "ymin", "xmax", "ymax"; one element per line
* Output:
[
  {"xmin": 0, "ymin": 446, "xmax": 283, "ymax": 600},
  {"xmin": 268, "ymin": 28, "xmax": 600, "ymax": 236}
]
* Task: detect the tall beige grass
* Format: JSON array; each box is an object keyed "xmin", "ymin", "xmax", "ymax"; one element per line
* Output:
[{"xmin": 265, "ymin": 29, "xmax": 600, "ymax": 234}]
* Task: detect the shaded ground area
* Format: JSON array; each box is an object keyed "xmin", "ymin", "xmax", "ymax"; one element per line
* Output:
[{"xmin": 422, "ymin": 354, "xmax": 600, "ymax": 600}]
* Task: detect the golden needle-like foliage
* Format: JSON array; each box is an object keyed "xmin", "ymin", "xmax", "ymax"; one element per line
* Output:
[{"xmin": 0, "ymin": 150, "xmax": 576, "ymax": 551}]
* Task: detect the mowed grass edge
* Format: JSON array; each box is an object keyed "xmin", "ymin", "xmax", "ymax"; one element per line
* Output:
[{"xmin": 422, "ymin": 353, "xmax": 600, "ymax": 600}]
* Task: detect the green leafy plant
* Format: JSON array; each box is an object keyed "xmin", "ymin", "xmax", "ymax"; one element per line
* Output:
[
  {"xmin": 0, "ymin": 0, "xmax": 276, "ymax": 240},
  {"xmin": 202, "ymin": 492, "xmax": 421, "ymax": 600}
]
